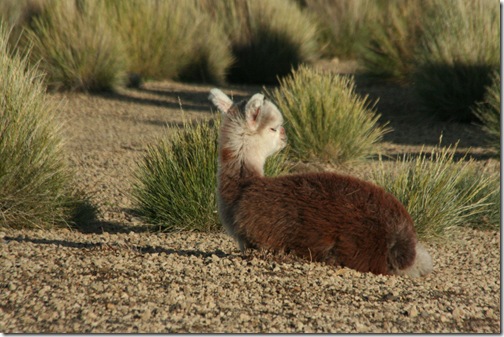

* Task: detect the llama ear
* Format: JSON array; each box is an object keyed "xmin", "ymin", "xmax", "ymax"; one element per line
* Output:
[
  {"xmin": 245, "ymin": 93, "xmax": 264, "ymax": 130},
  {"xmin": 208, "ymin": 88, "xmax": 233, "ymax": 114}
]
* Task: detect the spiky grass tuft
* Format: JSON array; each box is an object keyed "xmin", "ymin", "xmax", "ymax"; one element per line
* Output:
[
  {"xmin": 132, "ymin": 119, "xmax": 220, "ymax": 231},
  {"xmin": 371, "ymin": 142, "xmax": 500, "ymax": 241},
  {"xmin": 26, "ymin": 0, "xmax": 126, "ymax": 92},
  {"xmin": 0, "ymin": 23, "xmax": 90, "ymax": 229},
  {"xmin": 268, "ymin": 66, "xmax": 389, "ymax": 164},
  {"xmin": 132, "ymin": 116, "xmax": 290, "ymax": 232}
]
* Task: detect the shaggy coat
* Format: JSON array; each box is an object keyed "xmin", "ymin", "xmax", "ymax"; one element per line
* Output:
[{"xmin": 209, "ymin": 88, "xmax": 432, "ymax": 277}]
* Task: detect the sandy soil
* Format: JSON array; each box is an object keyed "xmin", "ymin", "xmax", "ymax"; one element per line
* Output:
[{"xmin": 0, "ymin": 62, "xmax": 500, "ymax": 333}]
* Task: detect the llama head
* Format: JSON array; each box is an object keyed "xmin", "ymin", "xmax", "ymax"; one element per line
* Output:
[{"xmin": 209, "ymin": 88, "xmax": 287, "ymax": 174}]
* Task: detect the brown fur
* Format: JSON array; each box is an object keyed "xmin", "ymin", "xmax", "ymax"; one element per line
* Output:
[{"xmin": 220, "ymin": 167, "xmax": 417, "ymax": 275}]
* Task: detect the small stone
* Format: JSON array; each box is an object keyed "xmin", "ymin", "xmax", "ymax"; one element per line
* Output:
[
  {"xmin": 355, "ymin": 323, "xmax": 368, "ymax": 332},
  {"xmin": 385, "ymin": 277, "xmax": 396, "ymax": 287},
  {"xmin": 141, "ymin": 309, "xmax": 151, "ymax": 321},
  {"xmin": 409, "ymin": 305, "xmax": 419, "ymax": 318},
  {"xmin": 452, "ymin": 307, "xmax": 463, "ymax": 320},
  {"xmin": 239, "ymin": 313, "xmax": 251, "ymax": 322},
  {"xmin": 87, "ymin": 311, "xmax": 98, "ymax": 320},
  {"xmin": 336, "ymin": 268, "xmax": 348, "ymax": 276}
]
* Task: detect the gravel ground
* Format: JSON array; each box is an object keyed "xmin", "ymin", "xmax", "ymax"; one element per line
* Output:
[
  {"xmin": 0, "ymin": 227, "xmax": 500, "ymax": 333},
  {"xmin": 0, "ymin": 69, "xmax": 501, "ymax": 333}
]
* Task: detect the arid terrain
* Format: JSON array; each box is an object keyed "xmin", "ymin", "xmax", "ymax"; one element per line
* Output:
[{"xmin": 0, "ymin": 61, "xmax": 500, "ymax": 333}]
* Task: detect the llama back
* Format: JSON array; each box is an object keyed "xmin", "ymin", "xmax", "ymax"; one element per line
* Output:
[{"xmin": 233, "ymin": 171, "xmax": 421, "ymax": 275}]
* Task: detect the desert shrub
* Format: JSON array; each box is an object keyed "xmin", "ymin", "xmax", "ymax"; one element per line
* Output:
[
  {"xmin": 472, "ymin": 71, "xmax": 501, "ymax": 152},
  {"xmin": 106, "ymin": 0, "xmax": 232, "ymax": 85},
  {"xmin": 413, "ymin": 0, "xmax": 499, "ymax": 122},
  {"xmin": 359, "ymin": 0, "xmax": 430, "ymax": 82},
  {"xmin": 302, "ymin": 0, "xmax": 374, "ymax": 59},
  {"xmin": 268, "ymin": 66, "xmax": 389, "ymax": 164},
  {"xmin": 25, "ymin": 0, "xmax": 126, "ymax": 91},
  {"xmin": 132, "ymin": 117, "xmax": 289, "ymax": 232},
  {"xmin": 202, "ymin": 0, "xmax": 319, "ymax": 84},
  {"xmin": 371, "ymin": 142, "xmax": 500, "ymax": 241},
  {"xmin": 0, "ymin": 24, "xmax": 76, "ymax": 228}
]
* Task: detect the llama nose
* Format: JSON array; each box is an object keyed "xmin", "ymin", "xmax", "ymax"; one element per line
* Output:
[{"xmin": 280, "ymin": 126, "xmax": 287, "ymax": 142}]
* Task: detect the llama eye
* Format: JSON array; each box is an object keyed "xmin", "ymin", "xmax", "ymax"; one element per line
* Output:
[{"xmin": 270, "ymin": 128, "xmax": 277, "ymax": 132}]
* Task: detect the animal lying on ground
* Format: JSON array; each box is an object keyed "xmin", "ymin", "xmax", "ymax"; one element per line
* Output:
[{"xmin": 209, "ymin": 88, "xmax": 433, "ymax": 277}]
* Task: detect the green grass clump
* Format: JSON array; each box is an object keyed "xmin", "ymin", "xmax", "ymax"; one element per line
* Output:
[
  {"xmin": 268, "ymin": 66, "xmax": 389, "ymax": 164},
  {"xmin": 107, "ymin": 0, "xmax": 232, "ymax": 85},
  {"xmin": 302, "ymin": 0, "xmax": 374, "ymax": 59},
  {"xmin": 176, "ymin": 18, "xmax": 234, "ymax": 85},
  {"xmin": 472, "ymin": 71, "xmax": 501, "ymax": 153},
  {"xmin": 371, "ymin": 142, "xmax": 500, "ymax": 241},
  {"xmin": 413, "ymin": 0, "xmax": 499, "ymax": 122},
  {"xmin": 132, "ymin": 119, "xmax": 220, "ymax": 231},
  {"xmin": 0, "ymin": 24, "xmax": 77, "ymax": 228},
  {"xmin": 132, "ymin": 116, "xmax": 289, "ymax": 232},
  {"xmin": 203, "ymin": 0, "xmax": 318, "ymax": 84},
  {"xmin": 26, "ymin": 0, "xmax": 126, "ymax": 91},
  {"xmin": 359, "ymin": 0, "xmax": 429, "ymax": 82}
]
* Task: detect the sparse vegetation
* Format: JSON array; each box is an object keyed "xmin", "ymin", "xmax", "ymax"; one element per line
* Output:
[
  {"xmin": 472, "ymin": 71, "xmax": 500, "ymax": 153},
  {"xmin": 413, "ymin": 0, "xmax": 499, "ymax": 122},
  {"xmin": 132, "ymin": 116, "xmax": 290, "ymax": 232},
  {"xmin": 0, "ymin": 24, "xmax": 77, "ymax": 228},
  {"xmin": 268, "ymin": 66, "xmax": 389, "ymax": 164},
  {"xmin": 371, "ymin": 142, "xmax": 500, "ymax": 241}
]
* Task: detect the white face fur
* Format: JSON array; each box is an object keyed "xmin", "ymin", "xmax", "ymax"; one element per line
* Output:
[{"xmin": 209, "ymin": 88, "xmax": 287, "ymax": 172}]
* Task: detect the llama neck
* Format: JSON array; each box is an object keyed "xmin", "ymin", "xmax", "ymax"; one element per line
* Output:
[
  {"xmin": 218, "ymin": 145, "xmax": 264, "ymax": 205},
  {"xmin": 219, "ymin": 146, "xmax": 264, "ymax": 180}
]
